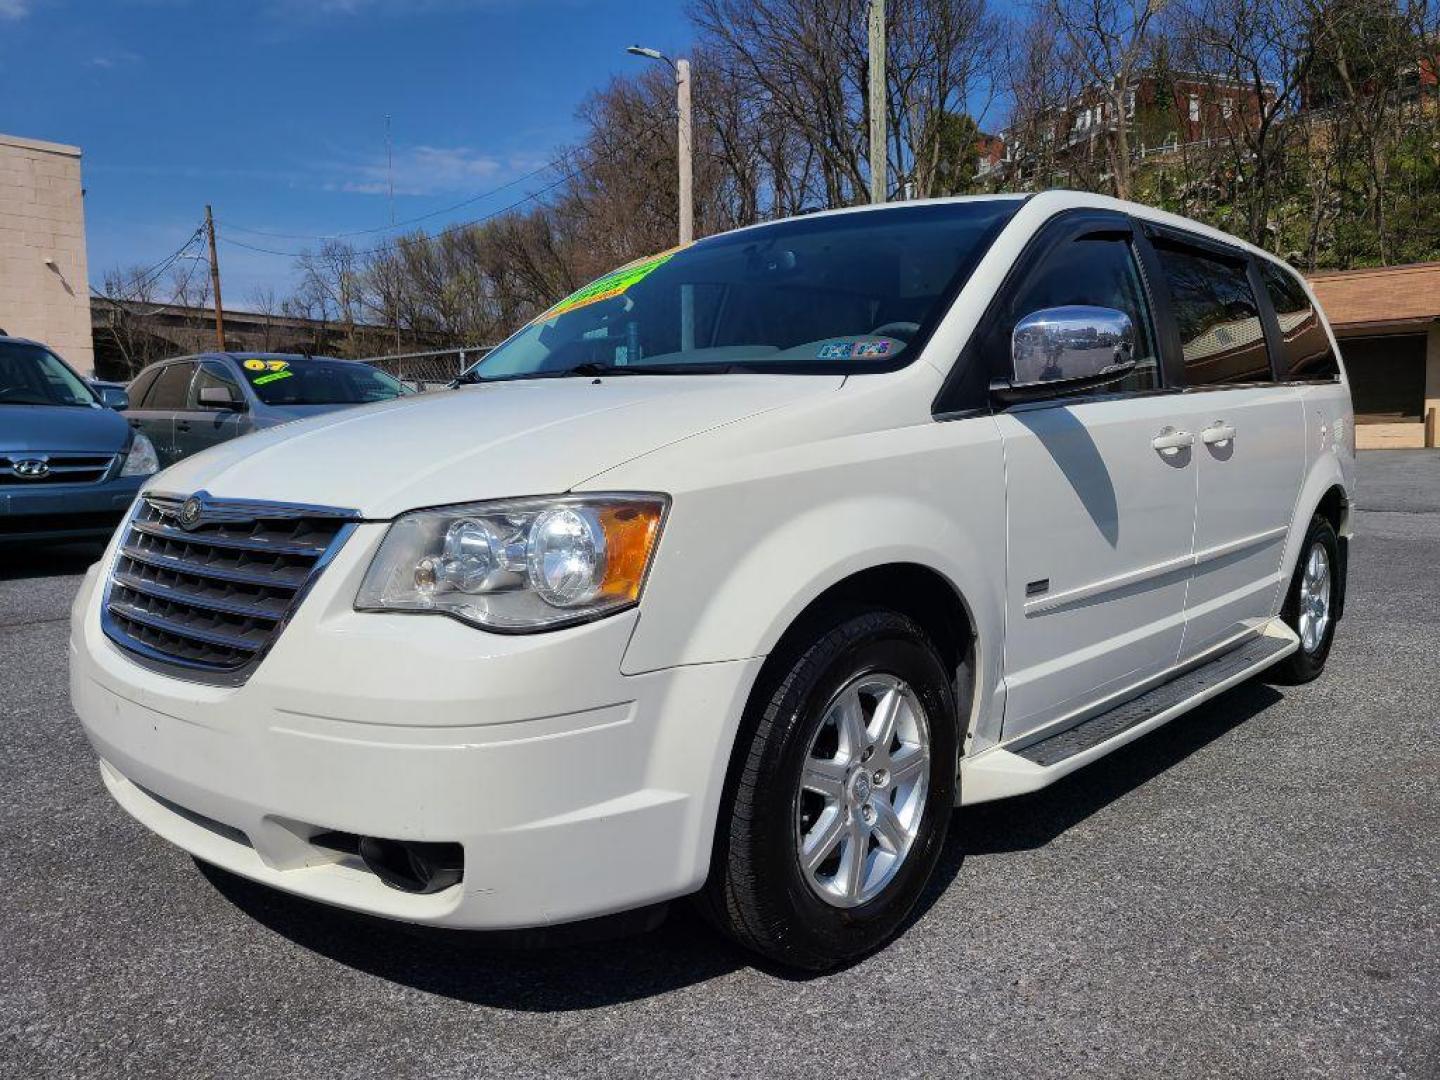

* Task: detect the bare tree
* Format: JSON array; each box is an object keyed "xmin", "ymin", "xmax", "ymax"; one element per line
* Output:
[
  {"xmin": 1043, "ymin": 0, "xmax": 1161, "ymax": 198},
  {"xmin": 1170, "ymin": 0, "xmax": 1313, "ymax": 250},
  {"xmin": 247, "ymin": 285, "xmax": 282, "ymax": 351}
]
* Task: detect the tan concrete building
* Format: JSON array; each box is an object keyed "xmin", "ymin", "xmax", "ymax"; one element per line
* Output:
[
  {"xmin": 1308, "ymin": 262, "xmax": 1440, "ymax": 449},
  {"xmin": 0, "ymin": 132, "xmax": 93, "ymax": 373}
]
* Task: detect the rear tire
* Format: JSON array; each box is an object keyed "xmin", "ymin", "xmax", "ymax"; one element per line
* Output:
[
  {"xmin": 1273, "ymin": 514, "xmax": 1341, "ymax": 684},
  {"xmin": 699, "ymin": 609, "xmax": 958, "ymax": 971}
]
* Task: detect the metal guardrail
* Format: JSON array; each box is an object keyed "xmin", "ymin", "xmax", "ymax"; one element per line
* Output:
[{"xmin": 356, "ymin": 346, "xmax": 494, "ymax": 391}]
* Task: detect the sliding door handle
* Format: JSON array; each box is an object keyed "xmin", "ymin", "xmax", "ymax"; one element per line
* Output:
[
  {"xmin": 1151, "ymin": 428, "xmax": 1194, "ymax": 453},
  {"xmin": 1202, "ymin": 421, "xmax": 1236, "ymax": 446}
]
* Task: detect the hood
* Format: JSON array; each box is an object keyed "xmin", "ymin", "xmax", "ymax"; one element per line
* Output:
[
  {"xmin": 153, "ymin": 375, "xmax": 843, "ymax": 518},
  {"xmin": 0, "ymin": 403, "xmax": 129, "ymax": 453}
]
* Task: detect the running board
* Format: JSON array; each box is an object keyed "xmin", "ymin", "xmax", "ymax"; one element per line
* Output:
[{"xmin": 959, "ymin": 621, "xmax": 1298, "ymax": 805}]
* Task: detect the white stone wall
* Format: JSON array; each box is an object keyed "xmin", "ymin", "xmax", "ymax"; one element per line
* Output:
[{"xmin": 0, "ymin": 133, "xmax": 93, "ymax": 374}]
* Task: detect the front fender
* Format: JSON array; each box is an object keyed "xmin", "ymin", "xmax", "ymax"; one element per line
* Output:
[
  {"xmin": 624, "ymin": 491, "xmax": 1003, "ymax": 674},
  {"xmin": 605, "ymin": 409, "xmax": 1010, "ymax": 756}
]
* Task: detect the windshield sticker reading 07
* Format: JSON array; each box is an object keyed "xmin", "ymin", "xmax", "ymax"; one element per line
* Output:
[{"xmin": 243, "ymin": 358, "xmax": 290, "ymax": 374}]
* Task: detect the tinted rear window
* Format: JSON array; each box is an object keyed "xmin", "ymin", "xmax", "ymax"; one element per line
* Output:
[
  {"xmin": 1154, "ymin": 244, "xmax": 1272, "ymax": 386},
  {"xmin": 1258, "ymin": 262, "xmax": 1340, "ymax": 381},
  {"xmin": 143, "ymin": 363, "xmax": 195, "ymax": 409}
]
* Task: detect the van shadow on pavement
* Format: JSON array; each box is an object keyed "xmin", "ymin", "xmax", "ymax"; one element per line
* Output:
[{"xmin": 202, "ymin": 680, "xmax": 1285, "ymax": 1009}]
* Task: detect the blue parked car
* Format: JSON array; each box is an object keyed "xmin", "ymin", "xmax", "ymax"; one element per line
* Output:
[
  {"xmin": 122, "ymin": 353, "xmax": 410, "ymax": 468},
  {"xmin": 0, "ymin": 336, "xmax": 157, "ymax": 545}
]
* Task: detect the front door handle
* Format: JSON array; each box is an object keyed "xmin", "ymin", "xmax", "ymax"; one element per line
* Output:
[
  {"xmin": 175, "ymin": 421, "xmax": 192, "ymax": 432},
  {"xmin": 1151, "ymin": 428, "xmax": 1194, "ymax": 454},
  {"xmin": 1202, "ymin": 421, "xmax": 1236, "ymax": 446}
]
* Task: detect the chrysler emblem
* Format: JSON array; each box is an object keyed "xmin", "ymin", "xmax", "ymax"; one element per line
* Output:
[
  {"xmin": 13, "ymin": 458, "xmax": 50, "ymax": 479},
  {"xmin": 179, "ymin": 496, "xmax": 204, "ymax": 529}
]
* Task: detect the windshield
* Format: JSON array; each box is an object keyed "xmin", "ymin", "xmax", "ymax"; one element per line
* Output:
[
  {"xmin": 0, "ymin": 340, "xmax": 98, "ymax": 407},
  {"xmin": 238, "ymin": 356, "xmax": 408, "ymax": 406},
  {"xmin": 467, "ymin": 200, "xmax": 1021, "ymax": 381}
]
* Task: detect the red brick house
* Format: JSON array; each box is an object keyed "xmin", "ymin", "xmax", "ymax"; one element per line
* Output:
[{"xmin": 988, "ymin": 70, "xmax": 1276, "ymax": 179}]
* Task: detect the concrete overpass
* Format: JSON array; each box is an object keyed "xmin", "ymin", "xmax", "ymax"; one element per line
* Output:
[{"xmin": 89, "ymin": 297, "xmax": 359, "ymax": 380}]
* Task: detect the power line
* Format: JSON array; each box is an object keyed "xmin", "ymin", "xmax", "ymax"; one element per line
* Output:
[
  {"xmin": 130, "ymin": 228, "xmax": 205, "ymax": 293},
  {"xmin": 222, "ymin": 153, "xmax": 593, "ymax": 260},
  {"xmin": 94, "ymin": 225, "xmax": 206, "ymax": 305},
  {"xmin": 217, "ymin": 111, "xmax": 678, "ymax": 253}
]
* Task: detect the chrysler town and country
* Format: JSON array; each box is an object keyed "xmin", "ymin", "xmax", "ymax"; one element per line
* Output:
[{"xmin": 69, "ymin": 192, "xmax": 1353, "ymax": 969}]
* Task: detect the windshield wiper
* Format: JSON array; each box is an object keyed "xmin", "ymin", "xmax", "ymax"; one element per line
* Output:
[{"xmin": 560, "ymin": 362, "xmax": 751, "ymax": 378}]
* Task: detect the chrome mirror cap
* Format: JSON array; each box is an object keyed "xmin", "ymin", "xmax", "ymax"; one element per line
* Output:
[{"xmin": 1007, "ymin": 305, "xmax": 1137, "ymax": 397}]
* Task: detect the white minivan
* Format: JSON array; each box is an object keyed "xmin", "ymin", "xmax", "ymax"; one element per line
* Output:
[{"xmin": 69, "ymin": 191, "xmax": 1354, "ymax": 969}]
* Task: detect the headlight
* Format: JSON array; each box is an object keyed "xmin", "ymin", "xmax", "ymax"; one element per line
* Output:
[
  {"xmin": 120, "ymin": 432, "xmax": 159, "ymax": 477},
  {"xmin": 355, "ymin": 494, "xmax": 667, "ymax": 631}
]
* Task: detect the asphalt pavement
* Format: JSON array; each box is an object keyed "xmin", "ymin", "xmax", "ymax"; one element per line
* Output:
[{"xmin": 1, "ymin": 451, "xmax": 1436, "ymax": 1079}]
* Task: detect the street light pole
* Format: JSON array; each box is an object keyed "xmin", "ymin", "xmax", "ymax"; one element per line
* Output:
[
  {"xmin": 627, "ymin": 46, "xmax": 694, "ymax": 247},
  {"xmin": 676, "ymin": 57, "xmax": 693, "ymax": 246}
]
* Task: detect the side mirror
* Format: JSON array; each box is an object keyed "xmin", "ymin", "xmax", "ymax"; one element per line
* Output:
[
  {"xmin": 994, "ymin": 305, "xmax": 1138, "ymax": 405},
  {"xmin": 98, "ymin": 386, "xmax": 129, "ymax": 410},
  {"xmin": 198, "ymin": 385, "xmax": 243, "ymax": 410}
]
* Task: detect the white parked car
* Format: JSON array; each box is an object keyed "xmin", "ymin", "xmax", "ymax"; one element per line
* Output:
[{"xmin": 69, "ymin": 191, "xmax": 1354, "ymax": 969}]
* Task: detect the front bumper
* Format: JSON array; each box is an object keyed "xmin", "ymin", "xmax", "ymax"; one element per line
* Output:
[
  {"xmin": 1, "ymin": 474, "xmax": 144, "ymax": 543},
  {"xmin": 69, "ymin": 523, "xmax": 762, "ymax": 929}
]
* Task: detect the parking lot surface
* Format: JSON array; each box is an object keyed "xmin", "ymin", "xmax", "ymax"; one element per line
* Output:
[{"xmin": 2, "ymin": 452, "xmax": 1436, "ymax": 1079}]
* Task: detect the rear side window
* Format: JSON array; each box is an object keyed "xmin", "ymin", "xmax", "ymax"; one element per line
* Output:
[
  {"xmin": 127, "ymin": 366, "xmax": 161, "ymax": 405},
  {"xmin": 1154, "ymin": 244, "xmax": 1272, "ymax": 385},
  {"xmin": 144, "ymin": 363, "xmax": 195, "ymax": 409},
  {"xmin": 1258, "ymin": 261, "xmax": 1340, "ymax": 381},
  {"xmin": 1001, "ymin": 235, "xmax": 1160, "ymax": 393}
]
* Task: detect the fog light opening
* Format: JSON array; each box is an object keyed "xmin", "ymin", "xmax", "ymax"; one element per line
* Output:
[{"xmin": 357, "ymin": 836, "xmax": 463, "ymax": 894}]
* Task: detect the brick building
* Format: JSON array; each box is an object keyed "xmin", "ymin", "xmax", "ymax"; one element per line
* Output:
[
  {"xmin": 987, "ymin": 70, "xmax": 1275, "ymax": 180},
  {"xmin": 1308, "ymin": 263, "xmax": 1440, "ymax": 449},
  {"xmin": 0, "ymin": 132, "xmax": 93, "ymax": 372}
]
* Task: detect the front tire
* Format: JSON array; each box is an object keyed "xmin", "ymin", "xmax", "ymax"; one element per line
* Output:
[
  {"xmin": 1273, "ymin": 514, "xmax": 1342, "ymax": 684},
  {"xmin": 700, "ymin": 609, "xmax": 958, "ymax": 970}
]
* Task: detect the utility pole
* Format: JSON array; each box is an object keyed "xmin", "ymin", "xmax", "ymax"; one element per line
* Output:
[
  {"xmin": 676, "ymin": 58, "xmax": 693, "ymax": 245},
  {"xmin": 868, "ymin": 0, "xmax": 887, "ymax": 204},
  {"xmin": 385, "ymin": 113, "xmax": 396, "ymax": 226},
  {"xmin": 204, "ymin": 205, "xmax": 226, "ymax": 351}
]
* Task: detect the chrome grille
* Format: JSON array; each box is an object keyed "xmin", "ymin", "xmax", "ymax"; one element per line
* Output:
[
  {"xmin": 102, "ymin": 492, "xmax": 358, "ymax": 685},
  {"xmin": 0, "ymin": 452, "xmax": 117, "ymax": 485}
]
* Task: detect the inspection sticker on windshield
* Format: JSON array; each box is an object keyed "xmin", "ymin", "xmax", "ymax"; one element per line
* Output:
[
  {"xmin": 817, "ymin": 340, "xmax": 890, "ymax": 360},
  {"xmin": 535, "ymin": 245, "xmax": 687, "ymax": 323}
]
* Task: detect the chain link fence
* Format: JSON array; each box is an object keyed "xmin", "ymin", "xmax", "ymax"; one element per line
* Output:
[{"xmin": 357, "ymin": 346, "xmax": 494, "ymax": 391}]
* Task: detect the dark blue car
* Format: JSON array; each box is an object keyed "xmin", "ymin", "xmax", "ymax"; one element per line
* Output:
[{"xmin": 0, "ymin": 336, "xmax": 157, "ymax": 545}]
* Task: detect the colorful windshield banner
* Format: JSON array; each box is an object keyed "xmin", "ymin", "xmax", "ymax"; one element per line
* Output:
[{"xmin": 535, "ymin": 245, "xmax": 687, "ymax": 323}]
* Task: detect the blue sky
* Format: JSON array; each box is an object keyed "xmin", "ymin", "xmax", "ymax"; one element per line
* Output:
[{"xmin": 0, "ymin": 0, "xmax": 695, "ymax": 302}]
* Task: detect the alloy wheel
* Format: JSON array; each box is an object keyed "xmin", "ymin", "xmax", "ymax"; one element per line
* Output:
[
  {"xmin": 793, "ymin": 672, "xmax": 931, "ymax": 908},
  {"xmin": 1298, "ymin": 541, "xmax": 1332, "ymax": 653}
]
